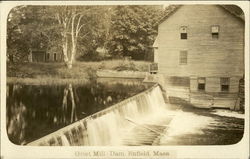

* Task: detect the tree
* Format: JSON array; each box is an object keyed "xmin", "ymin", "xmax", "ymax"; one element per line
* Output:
[
  {"xmin": 107, "ymin": 5, "xmax": 164, "ymax": 60},
  {"xmin": 7, "ymin": 6, "xmax": 109, "ymax": 68},
  {"xmin": 7, "ymin": 5, "xmax": 165, "ymax": 67},
  {"xmin": 7, "ymin": 6, "xmax": 56, "ymax": 63},
  {"xmin": 77, "ymin": 6, "xmax": 114, "ymax": 61},
  {"xmin": 7, "ymin": 5, "xmax": 33, "ymax": 63},
  {"xmin": 53, "ymin": 6, "xmax": 108, "ymax": 68}
]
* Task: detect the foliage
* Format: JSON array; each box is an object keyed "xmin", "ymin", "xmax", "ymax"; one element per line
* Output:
[
  {"xmin": 7, "ymin": 6, "xmax": 60, "ymax": 63},
  {"xmin": 107, "ymin": 6, "xmax": 164, "ymax": 60},
  {"xmin": 113, "ymin": 60, "xmax": 138, "ymax": 71},
  {"xmin": 7, "ymin": 6, "xmax": 109, "ymax": 67},
  {"xmin": 7, "ymin": 6, "xmax": 38, "ymax": 62},
  {"xmin": 7, "ymin": 5, "xmax": 165, "ymax": 67},
  {"xmin": 7, "ymin": 60, "xmax": 150, "ymax": 79},
  {"xmin": 45, "ymin": 6, "xmax": 110, "ymax": 68}
]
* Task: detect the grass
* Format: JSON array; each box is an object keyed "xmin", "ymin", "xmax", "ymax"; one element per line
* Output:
[
  {"xmin": 74, "ymin": 60, "xmax": 149, "ymax": 72},
  {"xmin": 7, "ymin": 77, "xmax": 90, "ymax": 85},
  {"xmin": 7, "ymin": 60, "xmax": 150, "ymax": 84}
]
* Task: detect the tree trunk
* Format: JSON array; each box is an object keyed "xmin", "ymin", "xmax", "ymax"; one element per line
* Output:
[
  {"xmin": 68, "ymin": 84, "xmax": 77, "ymax": 122},
  {"xmin": 68, "ymin": 42, "xmax": 76, "ymax": 69},
  {"xmin": 62, "ymin": 86, "xmax": 69, "ymax": 124},
  {"xmin": 67, "ymin": 13, "xmax": 77, "ymax": 69},
  {"xmin": 62, "ymin": 33, "xmax": 69, "ymax": 63},
  {"xmin": 67, "ymin": 61, "xmax": 73, "ymax": 69},
  {"xmin": 58, "ymin": 8, "xmax": 85, "ymax": 69}
]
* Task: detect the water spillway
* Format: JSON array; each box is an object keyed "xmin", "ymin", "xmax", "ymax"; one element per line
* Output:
[{"xmin": 27, "ymin": 84, "xmax": 166, "ymax": 146}]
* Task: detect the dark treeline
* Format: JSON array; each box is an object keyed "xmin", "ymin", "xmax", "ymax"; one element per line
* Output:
[{"xmin": 7, "ymin": 5, "xmax": 176, "ymax": 66}]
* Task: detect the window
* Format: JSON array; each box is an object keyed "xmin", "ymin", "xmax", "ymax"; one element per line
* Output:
[
  {"xmin": 149, "ymin": 63, "xmax": 158, "ymax": 74},
  {"xmin": 211, "ymin": 25, "xmax": 219, "ymax": 39},
  {"xmin": 180, "ymin": 26, "xmax": 187, "ymax": 39},
  {"xmin": 179, "ymin": 51, "xmax": 187, "ymax": 64},
  {"xmin": 198, "ymin": 77, "xmax": 206, "ymax": 91},
  {"xmin": 54, "ymin": 53, "xmax": 57, "ymax": 61},
  {"xmin": 221, "ymin": 77, "xmax": 230, "ymax": 92}
]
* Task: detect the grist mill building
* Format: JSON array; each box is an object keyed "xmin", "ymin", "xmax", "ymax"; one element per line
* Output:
[{"xmin": 153, "ymin": 5, "xmax": 244, "ymax": 109}]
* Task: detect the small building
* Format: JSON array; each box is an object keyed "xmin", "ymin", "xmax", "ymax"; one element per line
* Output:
[
  {"xmin": 45, "ymin": 51, "xmax": 63, "ymax": 62},
  {"xmin": 154, "ymin": 5, "xmax": 244, "ymax": 109},
  {"xmin": 29, "ymin": 49, "xmax": 63, "ymax": 62}
]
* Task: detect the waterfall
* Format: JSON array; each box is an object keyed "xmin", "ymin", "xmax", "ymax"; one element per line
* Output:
[{"xmin": 28, "ymin": 84, "xmax": 167, "ymax": 146}]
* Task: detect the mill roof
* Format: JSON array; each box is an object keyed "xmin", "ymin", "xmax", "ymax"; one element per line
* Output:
[{"xmin": 156, "ymin": 5, "xmax": 244, "ymax": 26}]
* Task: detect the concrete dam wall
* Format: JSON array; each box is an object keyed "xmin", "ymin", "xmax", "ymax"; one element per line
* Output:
[{"xmin": 28, "ymin": 84, "xmax": 166, "ymax": 146}]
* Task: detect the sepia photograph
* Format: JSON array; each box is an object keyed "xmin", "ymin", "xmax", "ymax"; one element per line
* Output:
[{"xmin": 1, "ymin": 1, "xmax": 249, "ymax": 159}]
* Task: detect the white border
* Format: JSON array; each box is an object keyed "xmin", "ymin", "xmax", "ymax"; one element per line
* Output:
[{"xmin": 1, "ymin": 1, "xmax": 249, "ymax": 159}]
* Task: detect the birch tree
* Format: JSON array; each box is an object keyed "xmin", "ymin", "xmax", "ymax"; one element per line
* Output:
[{"xmin": 55, "ymin": 6, "xmax": 104, "ymax": 68}]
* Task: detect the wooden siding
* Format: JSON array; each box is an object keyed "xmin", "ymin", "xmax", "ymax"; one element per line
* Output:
[
  {"xmin": 205, "ymin": 77, "xmax": 221, "ymax": 92},
  {"xmin": 158, "ymin": 72, "xmax": 240, "ymax": 109},
  {"xmin": 190, "ymin": 76, "xmax": 197, "ymax": 91},
  {"xmin": 46, "ymin": 52, "xmax": 63, "ymax": 62},
  {"xmin": 163, "ymin": 76, "xmax": 190, "ymax": 87},
  {"xmin": 157, "ymin": 5, "xmax": 244, "ymax": 77},
  {"xmin": 229, "ymin": 77, "xmax": 241, "ymax": 92},
  {"xmin": 32, "ymin": 51, "xmax": 45, "ymax": 62},
  {"xmin": 213, "ymin": 98, "xmax": 236, "ymax": 109},
  {"xmin": 190, "ymin": 93, "xmax": 213, "ymax": 108},
  {"xmin": 154, "ymin": 48, "xmax": 159, "ymax": 62},
  {"xmin": 190, "ymin": 76, "xmax": 241, "ymax": 93},
  {"xmin": 166, "ymin": 86, "xmax": 190, "ymax": 101}
]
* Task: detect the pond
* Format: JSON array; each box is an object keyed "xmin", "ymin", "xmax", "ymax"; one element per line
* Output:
[{"xmin": 6, "ymin": 78, "xmax": 154, "ymax": 145}]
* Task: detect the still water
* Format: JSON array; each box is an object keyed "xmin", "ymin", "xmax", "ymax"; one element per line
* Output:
[{"xmin": 7, "ymin": 78, "xmax": 153, "ymax": 145}]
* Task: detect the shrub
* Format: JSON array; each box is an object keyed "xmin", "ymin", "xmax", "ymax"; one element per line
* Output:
[{"xmin": 114, "ymin": 60, "xmax": 138, "ymax": 71}]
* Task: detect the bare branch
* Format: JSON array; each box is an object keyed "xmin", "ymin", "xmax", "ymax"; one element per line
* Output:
[
  {"xmin": 65, "ymin": 16, "xmax": 72, "ymax": 30},
  {"xmin": 56, "ymin": 13, "xmax": 62, "ymax": 24},
  {"xmin": 76, "ymin": 23, "xmax": 86, "ymax": 37},
  {"xmin": 82, "ymin": 32, "xmax": 90, "ymax": 38},
  {"xmin": 71, "ymin": 13, "xmax": 76, "ymax": 44},
  {"xmin": 76, "ymin": 14, "xmax": 84, "ymax": 35}
]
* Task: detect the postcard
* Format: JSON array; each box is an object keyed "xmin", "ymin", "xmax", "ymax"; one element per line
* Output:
[{"xmin": 1, "ymin": 1, "xmax": 249, "ymax": 159}]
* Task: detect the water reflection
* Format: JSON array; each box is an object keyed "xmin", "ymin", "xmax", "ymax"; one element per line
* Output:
[
  {"xmin": 7, "ymin": 79, "xmax": 153, "ymax": 145},
  {"xmin": 62, "ymin": 84, "xmax": 78, "ymax": 123}
]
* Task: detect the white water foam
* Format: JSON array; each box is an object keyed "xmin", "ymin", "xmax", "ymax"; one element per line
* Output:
[
  {"xmin": 212, "ymin": 109, "xmax": 244, "ymax": 119},
  {"xmin": 159, "ymin": 110, "xmax": 215, "ymax": 144},
  {"xmin": 84, "ymin": 86, "xmax": 167, "ymax": 146},
  {"xmin": 28, "ymin": 85, "xmax": 168, "ymax": 146}
]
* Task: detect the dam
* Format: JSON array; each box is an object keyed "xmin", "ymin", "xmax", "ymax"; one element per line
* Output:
[
  {"xmin": 7, "ymin": 79, "xmax": 244, "ymax": 146},
  {"xmin": 27, "ymin": 84, "xmax": 169, "ymax": 146}
]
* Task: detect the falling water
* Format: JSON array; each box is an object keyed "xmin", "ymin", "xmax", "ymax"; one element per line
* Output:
[{"xmin": 28, "ymin": 84, "xmax": 167, "ymax": 146}]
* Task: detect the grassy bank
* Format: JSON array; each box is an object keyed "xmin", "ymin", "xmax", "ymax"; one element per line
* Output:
[
  {"xmin": 7, "ymin": 60, "xmax": 150, "ymax": 84},
  {"xmin": 7, "ymin": 77, "xmax": 91, "ymax": 85}
]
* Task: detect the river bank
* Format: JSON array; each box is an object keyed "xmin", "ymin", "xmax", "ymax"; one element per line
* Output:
[{"xmin": 7, "ymin": 60, "xmax": 150, "ymax": 84}]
